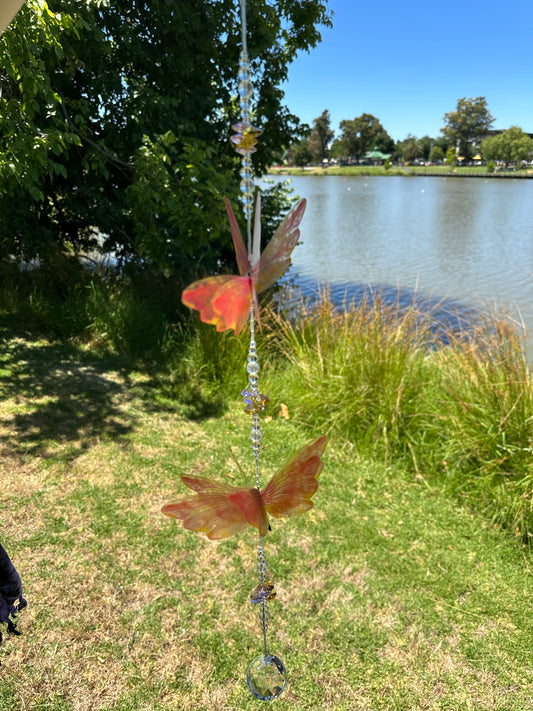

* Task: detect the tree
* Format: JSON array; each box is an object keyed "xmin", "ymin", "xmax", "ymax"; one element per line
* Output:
[
  {"xmin": 396, "ymin": 135, "xmax": 447, "ymax": 164},
  {"xmin": 307, "ymin": 109, "xmax": 334, "ymax": 163},
  {"xmin": 403, "ymin": 140, "xmax": 423, "ymax": 163},
  {"xmin": 396, "ymin": 135, "xmax": 423, "ymax": 163},
  {"xmin": 481, "ymin": 126, "xmax": 533, "ymax": 164},
  {"xmin": 429, "ymin": 145, "xmax": 444, "ymax": 163},
  {"xmin": 445, "ymin": 146, "xmax": 456, "ymax": 166},
  {"xmin": 329, "ymin": 137, "xmax": 344, "ymax": 160},
  {"xmin": 441, "ymin": 96, "xmax": 494, "ymax": 160},
  {"xmin": 0, "ymin": 0, "xmax": 331, "ymax": 275},
  {"xmin": 433, "ymin": 134, "xmax": 450, "ymax": 155},
  {"xmin": 291, "ymin": 139, "xmax": 312, "ymax": 168},
  {"xmin": 418, "ymin": 135, "xmax": 434, "ymax": 161},
  {"xmin": 338, "ymin": 113, "xmax": 394, "ymax": 160}
]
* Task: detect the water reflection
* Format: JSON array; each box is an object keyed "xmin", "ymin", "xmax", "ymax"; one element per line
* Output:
[{"xmin": 280, "ymin": 275, "xmax": 480, "ymax": 347}]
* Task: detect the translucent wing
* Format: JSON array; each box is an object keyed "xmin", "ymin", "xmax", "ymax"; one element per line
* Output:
[
  {"xmin": 162, "ymin": 476, "xmax": 269, "ymax": 540},
  {"xmin": 254, "ymin": 198, "xmax": 306, "ymax": 293},
  {"xmin": 260, "ymin": 436, "xmax": 327, "ymax": 518},
  {"xmin": 224, "ymin": 196, "xmax": 250, "ymax": 277},
  {"xmin": 224, "ymin": 193, "xmax": 261, "ymax": 272},
  {"xmin": 181, "ymin": 275, "xmax": 254, "ymax": 335}
]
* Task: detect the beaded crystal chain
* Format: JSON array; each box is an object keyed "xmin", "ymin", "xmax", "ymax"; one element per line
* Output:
[{"xmin": 232, "ymin": 0, "xmax": 287, "ymax": 700}]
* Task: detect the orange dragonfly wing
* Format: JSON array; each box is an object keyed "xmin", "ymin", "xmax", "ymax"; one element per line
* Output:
[
  {"xmin": 162, "ymin": 476, "xmax": 269, "ymax": 540},
  {"xmin": 181, "ymin": 274, "xmax": 254, "ymax": 335},
  {"xmin": 254, "ymin": 198, "xmax": 306, "ymax": 293},
  {"xmin": 260, "ymin": 436, "xmax": 327, "ymax": 518}
]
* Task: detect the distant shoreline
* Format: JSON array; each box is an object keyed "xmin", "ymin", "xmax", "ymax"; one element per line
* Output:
[{"xmin": 267, "ymin": 166, "xmax": 533, "ymax": 179}]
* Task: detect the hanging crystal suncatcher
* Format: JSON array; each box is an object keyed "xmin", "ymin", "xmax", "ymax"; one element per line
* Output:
[{"xmin": 162, "ymin": 0, "xmax": 327, "ymax": 700}]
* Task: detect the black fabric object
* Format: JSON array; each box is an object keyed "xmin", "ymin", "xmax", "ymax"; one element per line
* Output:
[{"xmin": 0, "ymin": 543, "xmax": 26, "ymax": 642}]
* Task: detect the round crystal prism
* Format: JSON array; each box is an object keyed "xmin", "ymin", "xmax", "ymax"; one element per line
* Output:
[
  {"xmin": 246, "ymin": 654, "xmax": 287, "ymax": 700},
  {"xmin": 238, "ymin": 57, "xmax": 250, "ymax": 82}
]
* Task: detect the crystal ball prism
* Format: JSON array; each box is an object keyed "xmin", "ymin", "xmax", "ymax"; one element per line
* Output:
[{"xmin": 246, "ymin": 653, "xmax": 287, "ymax": 700}]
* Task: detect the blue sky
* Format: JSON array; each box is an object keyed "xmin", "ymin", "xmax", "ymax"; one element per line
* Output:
[{"xmin": 281, "ymin": 0, "xmax": 533, "ymax": 142}]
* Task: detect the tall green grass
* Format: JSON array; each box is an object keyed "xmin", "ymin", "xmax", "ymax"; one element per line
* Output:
[
  {"xmin": 262, "ymin": 294, "xmax": 533, "ymax": 539},
  {"xmin": 423, "ymin": 318, "xmax": 533, "ymax": 536},
  {"xmin": 262, "ymin": 293, "xmax": 437, "ymax": 453}
]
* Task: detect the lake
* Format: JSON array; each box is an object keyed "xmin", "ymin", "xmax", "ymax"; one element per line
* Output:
[{"xmin": 264, "ymin": 174, "xmax": 533, "ymax": 354}]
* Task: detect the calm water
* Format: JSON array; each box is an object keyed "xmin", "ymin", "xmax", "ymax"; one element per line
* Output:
[{"xmin": 264, "ymin": 174, "xmax": 533, "ymax": 351}]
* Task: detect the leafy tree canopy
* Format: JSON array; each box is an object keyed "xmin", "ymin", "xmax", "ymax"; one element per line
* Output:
[
  {"xmin": 0, "ymin": 0, "xmax": 331, "ymax": 275},
  {"xmin": 396, "ymin": 135, "xmax": 423, "ymax": 162},
  {"xmin": 291, "ymin": 139, "xmax": 312, "ymax": 167},
  {"xmin": 441, "ymin": 96, "xmax": 494, "ymax": 160},
  {"xmin": 429, "ymin": 144, "xmax": 444, "ymax": 163},
  {"xmin": 481, "ymin": 126, "xmax": 533, "ymax": 164},
  {"xmin": 307, "ymin": 108, "xmax": 334, "ymax": 162},
  {"xmin": 338, "ymin": 113, "xmax": 394, "ymax": 159},
  {"xmin": 395, "ymin": 134, "xmax": 448, "ymax": 163}
]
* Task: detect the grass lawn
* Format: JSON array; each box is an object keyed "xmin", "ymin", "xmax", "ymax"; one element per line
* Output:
[
  {"xmin": 1, "ymin": 328, "xmax": 532, "ymax": 710},
  {"xmin": 268, "ymin": 165, "xmax": 533, "ymax": 179}
]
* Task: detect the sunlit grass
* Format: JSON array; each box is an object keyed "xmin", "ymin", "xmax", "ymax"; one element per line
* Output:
[
  {"xmin": 262, "ymin": 293, "xmax": 435, "ymax": 454},
  {"xmin": 1, "ymin": 334, "xmax": 533, "ymax": 710}
]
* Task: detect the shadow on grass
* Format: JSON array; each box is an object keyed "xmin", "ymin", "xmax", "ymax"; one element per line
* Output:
[{"xmin": 0, "ymin": 317, "xmax": 224, "ymax": 460}]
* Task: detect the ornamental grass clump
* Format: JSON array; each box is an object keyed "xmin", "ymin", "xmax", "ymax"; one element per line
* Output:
[
  {"xmin": 263, "ymin": 291, "xmax": 436, "ymax": 458},
  {"xmin": 423, "ymin": 314, "xmax": 533, "ymax": 538},
  {"xmin": 264, "ymin": 294, "xmax": 533, "ymax": 539}
]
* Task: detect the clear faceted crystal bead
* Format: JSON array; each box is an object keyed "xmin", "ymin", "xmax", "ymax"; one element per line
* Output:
[
  {"xmin": 250, "ymin": 427, "xmax": 262, "ymax": 445},
  {"xmin": 246, "ymin": 654, "xmax": 287, "ymax": 700},
  {"xmin": 238, "ymin": 78, "xmax": 253, "ymax": 101},
  {"xmin": 240, "ymin": 164, "xmax": 253, "ymax": 181},
  {"xmin": 240, "ymin": 183, "xmax": 254, "ymax": 203},
  {"xmin": 240, "ymin": 178, "xmax": 253, "ymax": 195},
  {"xmin": 238, "ymin": 56, "xmax": 250, "ymax": 83},
  {"xmin": 240, "ymin": 157, "xmax": 254, "ymax": 218},
  {"xmin": 239, "ymin": 97, "xmax": 252, "ymax": 114},
  {"xmin": 247, "ymin": 359, "xmax": 259, "ymax": 377},
  {"xmin": 241, "ymin": 177, "xmax": 253, "ymax": 195}
]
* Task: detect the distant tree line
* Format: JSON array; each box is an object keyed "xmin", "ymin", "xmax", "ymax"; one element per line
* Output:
[{"xmin": 289, "ymin": 97, "xmax": 533, "ymax": 167}]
